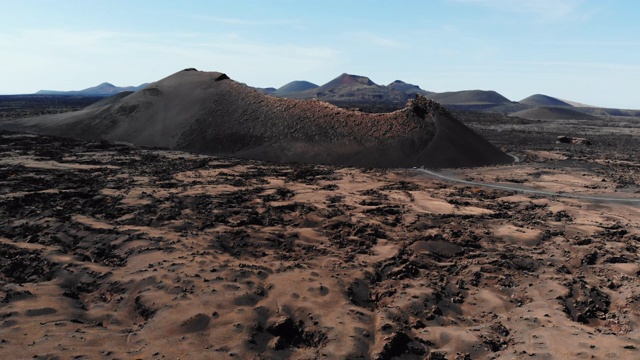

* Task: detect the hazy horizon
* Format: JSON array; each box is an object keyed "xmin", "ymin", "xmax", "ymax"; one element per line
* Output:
[{"xmin": 1, "ymin": 0, "xmax": 639, "ymax": 109}]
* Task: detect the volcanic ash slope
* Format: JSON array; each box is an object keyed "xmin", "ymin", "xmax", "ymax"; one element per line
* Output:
[
  {"xmin": 510, "ymin": 106, "xmax": 600, "ymax": 121},
  {"xmin": 1, "ymin": 69, "xmax": 512, "ymax": 168}
]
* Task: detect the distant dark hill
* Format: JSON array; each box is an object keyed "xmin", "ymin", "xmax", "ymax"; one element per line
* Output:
[
  {"xmin": 320, "ymin": 73, "xmax": 376, "ymax": 89},
  {"xmin": 37, "ymin": 82, "xmax": 148, "ymax": 96},
  {"xmin": 273, "ymin": 80, "xmax": 318, "ymax": 96},
  {"xmin": 510, "ymin": 106, "xmax": 600, "ymax": 120},
  {"xmin": 309, "ymin": 73, "xmax": 381, "ymax": 97},
  {"xmin": 257, "ymin": 76, "xmax": 518, "ymax": 113},
  {"xmin": 254, "ymin": 87, "xmax": 277, "ymax": 95},
  {"xmin": 284, "ymin": 73, "xmax": 409, "ymax": 105},
  {"xmin": 388, "ymin": 80, "xmax": 432, "ymax": 96},
  {"xmin": 427, "ymin": 90, "xmax": 511, "ymax": 105},
  {"xmin": 519, "ymin": 94, "xmax": 572, "ymax": 107},
  {"xmin": 1, "ymin": 68, "xmax": 511, "ymax": 168}
]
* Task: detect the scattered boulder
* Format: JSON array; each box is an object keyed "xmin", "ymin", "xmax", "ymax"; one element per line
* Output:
[
  {"xmin": 556, "ymin": 136, "xmax": 591, "ymax": 145},
  {"xmin": 572, "ymin": 137, "xmax": 592, "ymax": 145}
]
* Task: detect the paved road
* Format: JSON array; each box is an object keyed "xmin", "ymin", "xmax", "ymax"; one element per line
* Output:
[{"xmin": 416, "ymin": 168, "xmax": 640, "ymax": 204}]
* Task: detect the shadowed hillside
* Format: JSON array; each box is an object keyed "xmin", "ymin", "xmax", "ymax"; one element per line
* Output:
[
  {"xmin": 510, "ymin": 106, "xmax": 600, "ymax": 120},
  {"xmin": 520, "ymin": 94, "xmax": 572, "ymax": 107}
]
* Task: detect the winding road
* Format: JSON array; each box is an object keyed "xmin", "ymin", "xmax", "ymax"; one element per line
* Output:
[{"xmin": 416, "ymin": 168, "xmax": 640, "ymax": 204}]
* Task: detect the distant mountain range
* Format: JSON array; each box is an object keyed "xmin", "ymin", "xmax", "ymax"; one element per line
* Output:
[
  {"xmin": 258, "ymin": 73, "xmax": 432, "ymax": 106},
  {"xmin": 258, "ymin": 73, "xmax": 521, "ymax": 112},
  {"xmin": 36, "ymin": 82, "xmax": 148, "ymax": 96},
  {"xmin": 35, "ymin": 72, "xmax": 640, "ymax": 119},
  {"xmin": 257, "ymin": 73, "xmax": 640, "ymax": 118}
]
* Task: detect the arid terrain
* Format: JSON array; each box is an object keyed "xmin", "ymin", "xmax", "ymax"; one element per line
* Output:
[
  {"xmin": 6, "ymin": 0, "xmax": 640, "ymax": 356},
  {"xmin": 1, "ymin": 93, "xmax": 640, "ymax": 359}
]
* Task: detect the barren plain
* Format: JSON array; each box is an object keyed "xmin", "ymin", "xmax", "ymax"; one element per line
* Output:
[{"xmin": 1, "ymin": 97, "xmax": 640, "ymax": 359}]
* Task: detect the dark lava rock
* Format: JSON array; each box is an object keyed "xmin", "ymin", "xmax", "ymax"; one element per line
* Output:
[
  {"xmin": 347, "ymin": 278, "xmax": 375, "ymax": 310},
  {"xmin": 134, "ymin": 296, "xmax": 157, "ymax": 321},
  {"xmin": 375, "ymin": 331, "xmax": 418, "ymax": 360},
  {"xmin": 412, "ymin": 240, "xmax": 465, "ymax": 258},
  {"xmin": 25, "ymin": 307, "xmax": 57, "ymax": 317},
  {"xmin": 0, "ymin": 244, "xmax": 58, "ymax": 284},
  {"xmin": 582, "ymin": 251, "xmax": 599, "ymax": 265},
  {"xmin": 559, "ymin": 280, "xmax": 610, "ymax": 324},
  {"xmin": 266, "ymin": 316, "xmax": 326, "ymax": 351},
  {"xmin": 180, "ymin": 313, "xmax": 211, "ymax": 332},
  {"xmin": 1, "ymin": 289, "xmax": 34, "ymax": 303}
]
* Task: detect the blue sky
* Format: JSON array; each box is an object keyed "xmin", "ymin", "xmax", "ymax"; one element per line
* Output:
[{"xmin": 1, "ymin": 0, "xmax": 638, "ymax": 108}]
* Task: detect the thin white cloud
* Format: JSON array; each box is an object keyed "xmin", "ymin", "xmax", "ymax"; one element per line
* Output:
[
  {"xmin": 190, "ymin": 15, "xmax": 301, "ymax": 26},
  {"xmin": 0, "ymin": 27, "xmax": 340, "ymax": 92},
  {"xmin": 0, "ymin": 28, "xmax": 155, "ymax": 58}
]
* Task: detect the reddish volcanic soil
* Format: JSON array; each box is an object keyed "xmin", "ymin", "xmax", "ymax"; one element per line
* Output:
[{"xmin": 1, "ymin": 131, "xmax": 639, "ymax": 359}]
